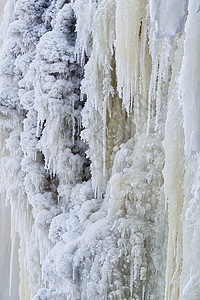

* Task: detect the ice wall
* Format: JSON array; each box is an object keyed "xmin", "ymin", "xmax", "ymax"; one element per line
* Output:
[
  {"xmin": 0, "ymin": 0, "xmax": 200, "ymax": 299},
  {"xmin": 0, "ymin": 195, "xmax": 20, "ymax": 300},
  {"xmin": 0, "ymin": 0, "xmax": 7, "ymax": 25},
  {"xmin": 0, "ymin": 1, "xmax": 20, "ymax": 299}
]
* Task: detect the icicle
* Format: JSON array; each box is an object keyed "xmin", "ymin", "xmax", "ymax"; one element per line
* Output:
[
  {"xmin": 142, "ymin": 284, "xmax": 145, "ymax": 300},
  {"xmin": 115, "ymin": 0, "xmax": 147, "ymax": 112},
  {"xmin": 19, "ymin": 241, "xmax": 31, "ymax": 300},
  {"xmin": 147, "ymin": 49, "xmax": 159, "ymax": 134},
  {"xmin": 9, "ymin": 220, "xmax": 16, "ymax": 297},
  {"xmin": 163, "ymin": 34, "xmax": 185, "ymax": 299}
]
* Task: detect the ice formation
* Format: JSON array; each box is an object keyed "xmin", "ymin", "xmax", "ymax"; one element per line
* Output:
[{"xmin": 0, "ymin": 0, "xmax": 200, "ymax": 299}]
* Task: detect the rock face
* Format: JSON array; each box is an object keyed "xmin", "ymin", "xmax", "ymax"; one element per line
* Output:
[{"xmin": 0, "ymin": 1, "xmax": 200, "ymax": 299}]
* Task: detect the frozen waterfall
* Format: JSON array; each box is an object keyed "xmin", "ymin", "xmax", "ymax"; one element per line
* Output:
[{"xmin": 0, "ymin": 0, "xmax": 200, "ymax": 299}]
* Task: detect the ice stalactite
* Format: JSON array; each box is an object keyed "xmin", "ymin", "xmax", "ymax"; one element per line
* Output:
[
  {"xmin": 163, "ymin": 35, "xmax": 185, "ymax": 300},
  {"xmin": 73, "ymin": 0, "xmax": 103, "ymax": 62},
  {"xmin": 81, "ymin": 0, "xmax": 136, "ymax": 194},
  {"xmin": 115, "ymin": 0, "xmax": 150, "ymax": 114}
]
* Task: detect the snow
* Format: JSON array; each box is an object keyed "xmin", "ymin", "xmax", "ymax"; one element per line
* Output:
[
  {"xmin": 0, "ymin": 0, "xmax": 200, "ymax": 299},
  {"xmin": 149, "ymin": 0, "xmax": 188, "ymax": 39}
]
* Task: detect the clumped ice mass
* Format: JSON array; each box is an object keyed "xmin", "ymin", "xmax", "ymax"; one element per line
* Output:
[{"xmin": 0, "ymin": 0, "xmax": 200, "ymax": 299}]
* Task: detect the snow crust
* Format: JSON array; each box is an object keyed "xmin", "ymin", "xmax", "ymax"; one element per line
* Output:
[{"xmin": 0, "ymin": 0, "xmax": 200, "ymax": 299}]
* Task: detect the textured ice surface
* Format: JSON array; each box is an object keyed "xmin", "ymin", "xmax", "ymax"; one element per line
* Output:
[{"xmin": 0, "ymin": 0, "xmax": 200, "ymax": 299}]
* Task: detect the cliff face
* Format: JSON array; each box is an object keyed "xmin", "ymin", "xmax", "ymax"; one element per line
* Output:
[{"xmin": 0, "ymin": 1, "xmax": 200, "ymax": 299}]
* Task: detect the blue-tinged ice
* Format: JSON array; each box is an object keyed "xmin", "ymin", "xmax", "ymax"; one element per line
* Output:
[{"xmin": 149, "ymin": 0, "xmax": 188, "ymax": 39}]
